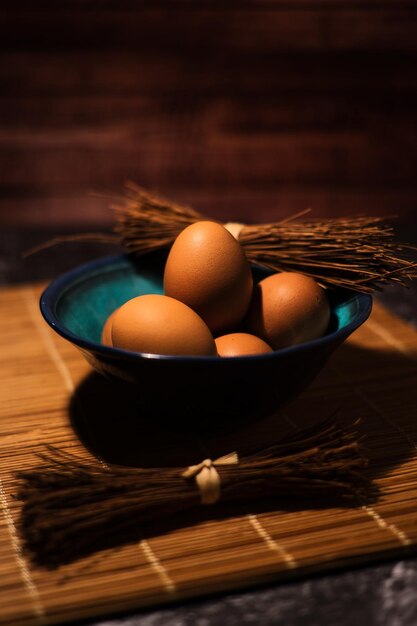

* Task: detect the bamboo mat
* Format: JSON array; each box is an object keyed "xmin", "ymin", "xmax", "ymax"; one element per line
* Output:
[{"xmin": 1, "ymin": 283, "xmax": 417, "ymax": 626}]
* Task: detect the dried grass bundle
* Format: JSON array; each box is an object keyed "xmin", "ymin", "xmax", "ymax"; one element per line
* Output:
[
  {"xmin": 114, "ymin": 184, "xmax": 417, "ymax": 292},
  {"xmin": 25, "ymin": 184, "xmax": 417, "ymax": 292},
  {"xmin": 17, "ymin": 419, "xmax": 369, "ymax": 568}
]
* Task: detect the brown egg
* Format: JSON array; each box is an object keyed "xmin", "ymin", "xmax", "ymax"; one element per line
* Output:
[
  {"xmin": 101, "ymin": 309, "xmax": 117, "ymax": 346},
  {"xmin": 215, "ymin": 333, "xmax": 273, "ymax": 357},
  {"xmin": 244, "ymin": 272, "xmax": 330, "ymax": 349},
  {"xmin": 164, "ymin": 221, "xmax": 253, "ymax": 335},
  {"xmin": 111, "ymin": 294, "xmax": 217, "ymax": 356}
]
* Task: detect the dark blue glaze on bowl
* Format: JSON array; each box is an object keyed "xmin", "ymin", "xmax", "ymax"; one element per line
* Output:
[{"xmin": 40, "ymin": 253, "xmax": 372, "ymax": 426}]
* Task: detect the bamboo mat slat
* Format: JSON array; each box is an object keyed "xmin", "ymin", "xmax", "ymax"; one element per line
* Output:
[{"xmin": 1, "ymin": 282, "xmax": 417, "ymax": 626}]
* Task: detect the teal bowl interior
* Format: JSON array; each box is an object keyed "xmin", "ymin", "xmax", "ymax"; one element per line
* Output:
[
  {"xmin": 55, "ymin": 256, "xmax": 165, "ymax": 346},
  {"xmin": 41, "ymin": 253, "xmax": 372, "ymax": 425}
]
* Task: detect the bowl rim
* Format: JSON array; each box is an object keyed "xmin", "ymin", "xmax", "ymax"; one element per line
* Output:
[{"xmin": 40, "ymin": 253, "xmax": 373, "ymax": 364}]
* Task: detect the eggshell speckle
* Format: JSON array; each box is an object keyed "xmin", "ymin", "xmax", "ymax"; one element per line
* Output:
[
  {"xmin": 215, "ymin": 333, "xmax": 273, "ymax": 357},
  {"xmin": 244, "ymin": 272, "xmax": 330, "ymax": 349},
  {"xmin": 111, "ymin": 294, "xmax": 217, "ymax": 356},
  {"xmin": 164, "ymin": 221, "xmax": 253, "ymax": 334}
]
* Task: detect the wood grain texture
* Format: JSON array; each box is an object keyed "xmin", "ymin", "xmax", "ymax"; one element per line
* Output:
[
  {"xmin": 1, "ymin": 282, "xmax": 417, "ymax": 625},
  {"xmin": 0, "ymin": 3, "xmax": 416, "ymax": 226}
]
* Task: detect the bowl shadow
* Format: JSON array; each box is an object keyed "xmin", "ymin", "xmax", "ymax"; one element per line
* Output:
[{"xmin": 69, "ymin": 339, "xmax": 417, "ymax": 477}]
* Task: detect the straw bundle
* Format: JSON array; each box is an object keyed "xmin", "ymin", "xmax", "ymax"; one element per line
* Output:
[
  {"xmin": 114, "ymin": 184, "xmax": 417, "ymax": 292},
  {"xmin": 17, "ymin": 419, "xmax": 369, "ymax": 568},
  {"xmin": 25, "ymin": 184, "xmax": 417, "ymax": 293}
]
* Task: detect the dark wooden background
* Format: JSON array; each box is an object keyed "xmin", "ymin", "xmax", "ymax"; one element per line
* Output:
[{"xmin": 1, "ymin": 1, "xmax": 417, "ymax": 228}]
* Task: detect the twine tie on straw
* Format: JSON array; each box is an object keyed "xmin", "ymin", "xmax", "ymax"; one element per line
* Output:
[
  {"xmin": 181, "ymin": 452, "xmax": 239, "ymax": 505},
  {"xmin": 224, "ymin": 222, "xmax": 245, "ymax": 240}
]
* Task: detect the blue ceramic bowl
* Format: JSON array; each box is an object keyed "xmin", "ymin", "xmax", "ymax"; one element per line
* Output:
[{"xmin": 40, "ymin": 254, "xmax": 372, "ymax": 426}]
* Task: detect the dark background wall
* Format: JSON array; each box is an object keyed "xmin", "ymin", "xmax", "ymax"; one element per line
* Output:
[{"xmin": 1, "ymin": 1, "xmax": 416, "ymax": 228}]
